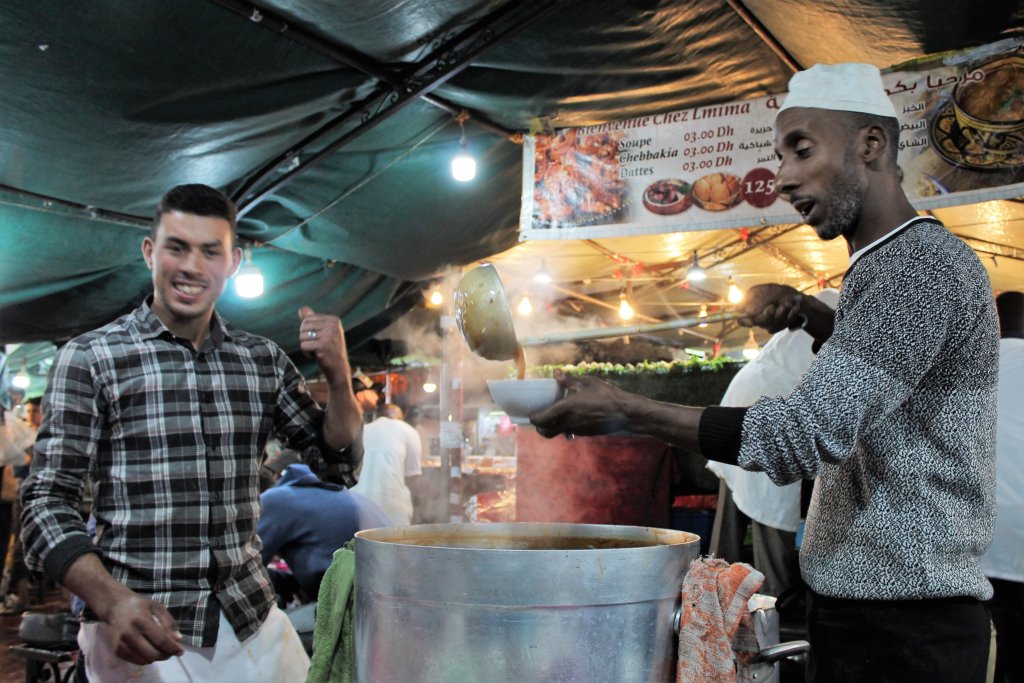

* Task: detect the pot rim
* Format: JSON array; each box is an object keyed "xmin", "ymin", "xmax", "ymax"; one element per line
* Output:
[{"xmin": 355, "ymin": 521, "xmax": 699, "ymax": 552}]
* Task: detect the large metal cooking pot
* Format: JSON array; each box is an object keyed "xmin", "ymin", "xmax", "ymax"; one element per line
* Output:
[{"xmin": 355, "ymin": 522, "xmax": 700, "ymax": 683}]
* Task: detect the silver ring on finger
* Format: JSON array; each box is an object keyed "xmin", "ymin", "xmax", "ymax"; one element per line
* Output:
[{"xmin": 306, "ymin": 329, "xmax": 318, "ymax": 340}]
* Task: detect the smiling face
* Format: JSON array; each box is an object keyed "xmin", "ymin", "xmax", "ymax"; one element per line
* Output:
[
  {"xmin": 142, "ymin": 210, "xmax": 241, "ymax": 343},
  {"xmin": 773, "ymin": 108, "xmax": 868, "ymax": 242}
]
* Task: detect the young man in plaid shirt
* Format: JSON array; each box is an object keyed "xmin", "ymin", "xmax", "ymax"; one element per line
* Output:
[{"xmin": 21, "ymin": 184, "xmax": 364, "ymax": 681}]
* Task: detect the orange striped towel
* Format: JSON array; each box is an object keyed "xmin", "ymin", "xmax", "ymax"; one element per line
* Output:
[{"xmin": 676, "ymin": 557, "xmax": 765, "ymax": 683}]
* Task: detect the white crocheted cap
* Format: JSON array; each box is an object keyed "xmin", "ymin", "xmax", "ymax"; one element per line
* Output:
[{"xmin": 780, "ymin": 63, "xmax": 898, "ymax": 119}]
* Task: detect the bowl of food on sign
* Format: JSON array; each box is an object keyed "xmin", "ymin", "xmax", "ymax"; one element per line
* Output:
[
  {"xmin": 642, "ymin": 178, "xmax": 693, "ymax": 215},
  {"xmin": 945, "ymin": 55, "xmax": 1024, "ymax": 166},
  {"xmin": 487, "ymin": 378, "xmax": 563, "ymax": 425},
  {"xmin": 952, "ymin": 55, "xmax": 1023, "ymax": 141},
  {"xmin": 691, "ymin": 173, "xmax": 743, "ymax": 211}
]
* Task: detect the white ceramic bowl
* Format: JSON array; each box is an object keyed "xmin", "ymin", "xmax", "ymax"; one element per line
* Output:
[{"xmin": 487, "ymin": 378, "xmax": 563, "ymax": 425}]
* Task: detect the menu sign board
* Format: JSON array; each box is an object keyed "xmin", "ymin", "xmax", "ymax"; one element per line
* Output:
[{"xmin": 519, "ymin": 38, "xmax": 1023, "ymax": 241}]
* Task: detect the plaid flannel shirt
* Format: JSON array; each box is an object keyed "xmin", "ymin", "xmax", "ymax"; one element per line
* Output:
[{"xmin": 21, "ymin": 300, "xmax": 359, "ymax": 646}]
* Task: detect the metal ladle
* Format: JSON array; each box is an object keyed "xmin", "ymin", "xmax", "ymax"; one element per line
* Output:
[{"xmin": 453, "ymin": 264, "xmax": 741, "ymax": 361}]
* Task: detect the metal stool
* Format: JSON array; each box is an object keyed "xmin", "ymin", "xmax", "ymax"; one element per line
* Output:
[
  {"xmin": 10, "ymin": 611, "xmax": 83, "ymax": 683},
  {"xmin": 9, "ymin": 644, "xmax": 79, "ymax": 683}
]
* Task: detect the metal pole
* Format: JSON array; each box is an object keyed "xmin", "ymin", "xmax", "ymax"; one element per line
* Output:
[
  {"xmin": 438, "ymin": 271, "xmax": 465, "ymax": 523},
  {"xmin": 519, "ymin": 312, "xmax": 741, "ymax": 347}
]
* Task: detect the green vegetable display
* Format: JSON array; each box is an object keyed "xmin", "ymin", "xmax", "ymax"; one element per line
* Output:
[{"xmin": 516, "ymin": 357, "xmax": 745, "ymax": 408}]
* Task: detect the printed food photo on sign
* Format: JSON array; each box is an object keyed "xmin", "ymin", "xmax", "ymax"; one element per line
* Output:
[
  {"xmin": 691, "ymin": 172, "xmax": 743, "ymax": 211},
  {"xmin": 642, "ymin": 178, "xmax": 692, "ymax": 215},
  {"xmin": 532, "ymin": 129, "xmax": 626, "ymax": 227},
  {"xmin": 930, "ymin": 53, "xmax": 1023, "ymax": 172}
]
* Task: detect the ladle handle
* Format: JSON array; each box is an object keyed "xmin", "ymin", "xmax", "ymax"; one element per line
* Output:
[{"xmin": 519, "ymin": 312, "xmax": 742, "ymax": 347}]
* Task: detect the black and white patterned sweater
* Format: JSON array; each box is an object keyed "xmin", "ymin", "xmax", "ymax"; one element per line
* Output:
[{"xmin": 707, "ymin": 218, "xmax": 999, "ymax": 600}]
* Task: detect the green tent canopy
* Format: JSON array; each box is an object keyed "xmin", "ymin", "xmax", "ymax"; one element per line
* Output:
[{"xmin": 2, "ymin": 1, "xmax": 1020, "ymax": 368}]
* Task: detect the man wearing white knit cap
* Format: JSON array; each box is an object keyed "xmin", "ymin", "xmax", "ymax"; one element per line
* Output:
[
  {"xmin": 532, "ymin": 63, "xmax": 997, "ymax": 682},
  {"xmin": 740, "ymin": 62, "xmax": 997, "ymax": 682}
]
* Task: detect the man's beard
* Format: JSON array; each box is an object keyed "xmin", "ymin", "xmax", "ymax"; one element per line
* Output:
[{"xmin": 815, "ymin": 147, "xmax": 866, "ymax": 241}]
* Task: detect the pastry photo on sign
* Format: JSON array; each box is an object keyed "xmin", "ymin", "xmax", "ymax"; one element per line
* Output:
[{"xmin": 691, "ymin": 172, "xmax": 743, "ymax": 211}]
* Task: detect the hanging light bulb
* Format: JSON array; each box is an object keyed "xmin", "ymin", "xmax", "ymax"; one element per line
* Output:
[
  {"xmin": 451, "ymin": 147, "xmax": 476, "ymax": 182},
  {"xmin": 686, "ymin": 251, "xmax": 707, "ymax": 281},
  {"xmin": 12, "ymin": 361, "xmax": 30, "ymax": 390},
  {"xmin": 533, "ymin": 260, "xmax": 553, "ymax": 284},
  {"xmin": 698, "ymin": 303, "xmax": 709, "ymax": 327},
  {"xmin": 618, "ymin": 291, "xmax": 635, "ymax": 321},
  {"xmin": 743, "ymin": 329, "xmax": 761, "ymax": 360},
  {"xmin": 450, "ymin": 115, "xmax": 477, "ymax": 182},
  {"xmin": 422, "ymin": 381, "xmax": 438, "ymax": 394},
  {"xmin": 517, "ymin": 293, "xmax": 533, "ymax": 317},
  {"xmin": 727, "ymin": 276, "xmax": 744, "ymax": 304},
  {"xmin": 428, "ymin": 289, "xmax": 444, "ymax": 307},
  {"xmin": 235, "ymin": 247, "xmax": 264, "ymax": 298}
]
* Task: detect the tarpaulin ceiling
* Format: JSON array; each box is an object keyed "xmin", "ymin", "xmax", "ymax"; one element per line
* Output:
[{"xmin": 1, "ymin": 1, "xmax": 1022, "ymax": 377}]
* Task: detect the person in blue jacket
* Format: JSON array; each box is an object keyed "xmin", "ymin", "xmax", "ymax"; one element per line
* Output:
[{"xmin": 258, "ymin": 462, "xmax": 392, "ymax": 604}]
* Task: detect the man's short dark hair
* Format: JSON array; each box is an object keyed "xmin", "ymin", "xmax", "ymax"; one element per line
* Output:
[
  {"xmin": 152, "ymin": 184, "xmax": 238, "ymax": 240},
  {"xmin": 841, "ymin": 112, "xmax": 901, "ymax": 170},
  {"xmin": 26, "ymin": 396, "xmax": 41, "ymax": 407}
]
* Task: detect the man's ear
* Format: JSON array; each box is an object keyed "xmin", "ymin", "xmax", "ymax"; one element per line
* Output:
[
  {"xmin": 861, "ymin": 124, "xmax": 888, "ymax": 165},
  {"xmin": 142, "ymin": 237, "xmax": 154, "ymax": 270},
  {"xmin": 230, "ymin": 245, "xmax": 243, "ymax": 278}
]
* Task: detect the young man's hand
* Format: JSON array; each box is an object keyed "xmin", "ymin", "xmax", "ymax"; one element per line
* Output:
[
  {"xmin": 99, "ymin": 594, "xmax": 185, "ymax": 665},
  {"xmin": 63, "ymin": 553, "xmax": 184, "ymax": 666},
  {"xmin": 298, "ymin": 306, "xmax": 351, "ymax": 384}
]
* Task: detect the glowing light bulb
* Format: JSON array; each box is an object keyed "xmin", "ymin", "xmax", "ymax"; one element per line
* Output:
[
  {"xmin": 686, "ymin": 251, "xmax": 706, "ymax": 281},
  {"xmin": 533, "ymin": 260, "xmax": 553, "ymax": 284},
  {"xmin": 422, "ymin": 382, "xmax": 437, "ymax": 394},
  {"xmin": 698, "ymin": 303, "xmax": 709, "ymax": 328},
  {"xmin": 451, "ymin": 121, "xmax": 477, "ymax": 182},
  {"xmin": 618, "ymin": 293, "xmax": 634, "ymax": 321},
  {"xmin": 743, "ymin": 329, "xmax": 760, "ymax": 360},
  {"xmin": 12, "ymin": 363, "xmax": 30, "ymax": 390},
  {"xmin": 727, "ymin": 277, "xmax": 744, "ymax": 304},
  {"xmin": 517, "ymin": 294, "xmax": 533, "ymax": 317},
  {"xmin": 429, "ymin": 289, "xmax": 444, "ymax": 307},
  {"xmin": 451, "ymin": 151, "xmax": 476, "ymax": 182},
  {"xmin": 235, "ymin": 247, "xmax": 264, "ymax": 298}
]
